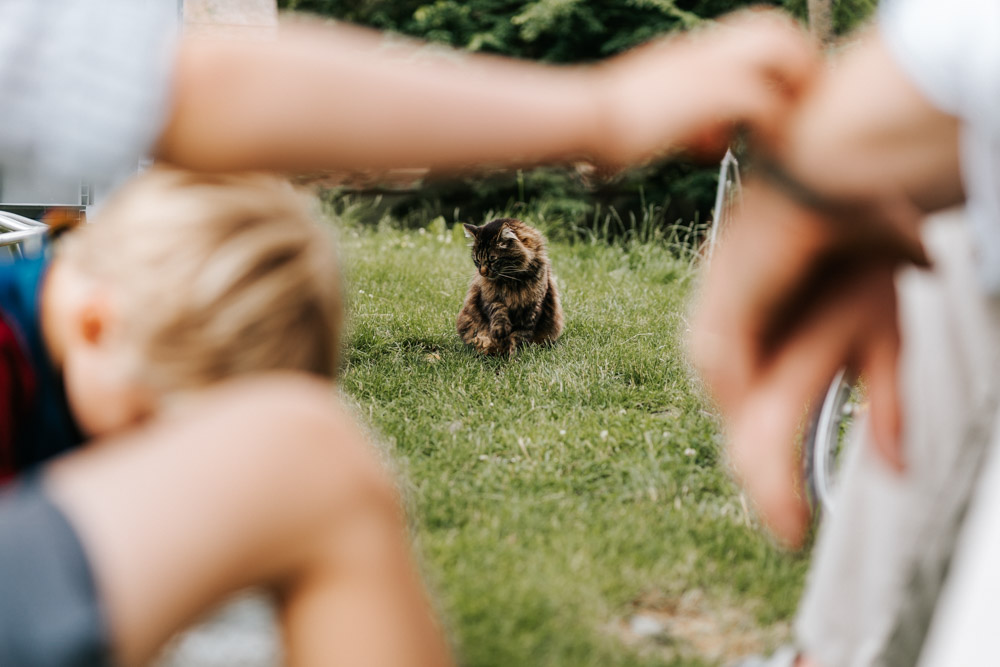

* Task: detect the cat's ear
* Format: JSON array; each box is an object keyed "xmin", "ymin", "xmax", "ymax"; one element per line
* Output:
[
  {"xmin": 463, "ymin": 223, "xmax": 479, "ymax": 239},
  {"xmin": 501, "ymin": 228, "xmax": 517, "ymax": 241}
]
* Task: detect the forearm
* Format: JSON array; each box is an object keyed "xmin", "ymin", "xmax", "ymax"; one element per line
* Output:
[
  {"xmin": 156, "ymin": 22, "xmax": 609, "ymax": 173},
  {"xmin": 774, "ymin": 28, "xmax": 963, "ymax": 213},
  {"xmin": 155, "ymin": 13, "xmax": 816, "ymax": 175}
]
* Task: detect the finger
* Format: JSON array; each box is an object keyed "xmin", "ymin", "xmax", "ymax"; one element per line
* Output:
[
  {"xmin": 858, "ymin": 273, "xmax": 905, "ymax": 472},
  {"xmin": 717, "ymin": 8, "xmax": 821, "ymax": 94},
  {"xmin": 729, "ymin": 386, "xmax": 812, "ymax": 549},
  {"xmin": 712, "ymin": 10, "xmax": 822, "ymax": 142},
  {"xmin": 687, "ymin": 297, "xmax": 755, "ymax": 415},
  {"xmin": 688, "ymin": 237, "xmax": 758, "ymax": 411},
  {"xmin": 728, "ymin": 289, "xmax": 863, "ymax": 548}
]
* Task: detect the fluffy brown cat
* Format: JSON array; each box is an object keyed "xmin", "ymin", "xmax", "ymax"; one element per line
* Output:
[{"xmin": 456, "ymin": 217, "xmax": 563, "ymax": 356}]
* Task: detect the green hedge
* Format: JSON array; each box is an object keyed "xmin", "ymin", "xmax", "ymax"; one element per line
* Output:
[
  {"xmin": 282, "ymin": 0, "xmax": 878, "ymax": 240},
  {"xmin": 280, "ymin": 1, "xmax": 877, "ymax": 61}
]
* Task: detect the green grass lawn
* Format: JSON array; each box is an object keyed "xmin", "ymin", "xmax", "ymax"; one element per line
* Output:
[{"xmin": 335, "ymin": 218, "xmax": 808, "ymax": 667}]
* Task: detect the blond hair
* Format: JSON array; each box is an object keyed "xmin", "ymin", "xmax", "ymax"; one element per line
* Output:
[{"xmin": 59, "ymin": 166, "xmax": 342, "ymax": 393}]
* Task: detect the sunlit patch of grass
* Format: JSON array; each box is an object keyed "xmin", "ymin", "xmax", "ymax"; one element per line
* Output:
[{"xmin": 334, "ymin": 215, "xmax": 808, "ymax": 667}]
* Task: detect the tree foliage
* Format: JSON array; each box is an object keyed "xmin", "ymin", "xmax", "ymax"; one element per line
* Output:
[
  {"xmin": 280, "ymin": 0, "xmax": 879, "ymax": 236},
  {"xmin": 280, "ymin": 0, "xmax": 876, "ymax": 61}
]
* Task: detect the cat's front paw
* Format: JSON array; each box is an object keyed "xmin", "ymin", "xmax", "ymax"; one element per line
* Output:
[
  {"xmin": 493, "ymin": 335, "xmax": 516, "ymax": 358},
  {"xmin": 489, "ymin": 323, "xmax": 511, "ymax": 341},
  {"xmin": 472, "ymin": 332, "xmax": 495, "ymax": 355}
]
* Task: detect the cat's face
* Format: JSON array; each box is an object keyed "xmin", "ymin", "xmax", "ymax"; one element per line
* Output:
[{"xmin": 464, "ymin": 218, "xmax": 534, "ymax": 280}]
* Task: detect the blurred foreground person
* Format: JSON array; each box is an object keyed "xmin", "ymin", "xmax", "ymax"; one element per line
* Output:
[
  {"xmin": 0, "ymin": 1, "xmax": 819, "ymax": 665},
  {"xmin": 1, "ymin": 167, "xmax": 455, "ymax": 667},
  {"xmin": 690, "ymin": 0, "xmax": 1000, "ymax": 665}
]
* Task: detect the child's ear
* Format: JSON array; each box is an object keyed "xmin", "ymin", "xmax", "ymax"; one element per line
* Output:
[
  {"xmin": 76, "ymin": 295, "xmax": 113, "ymax": 346},
  {"xmin": 463, "ymin": 223, "xmax": 479, "ymax": 239}
]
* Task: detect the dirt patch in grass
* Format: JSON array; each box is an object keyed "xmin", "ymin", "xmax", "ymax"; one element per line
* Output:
[{"xmin": 613, "ymin": 589, "xmax": 791, "ymax": 665}]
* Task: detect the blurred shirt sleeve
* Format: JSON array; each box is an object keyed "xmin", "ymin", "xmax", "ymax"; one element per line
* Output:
[
  {"xmin": 880, "ymin": 0, "xmax": 1000, "ymax": 128},
  {"xmin": 0, "ymin": 0, "xmax": 177, "ymax": 185},
  {"xmin": 880, "ymin": 0, "xmax": 1000, "ymax": 292}
]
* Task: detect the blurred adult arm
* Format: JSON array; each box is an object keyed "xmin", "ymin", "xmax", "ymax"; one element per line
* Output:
[
  {"xmin": 154, "ymin": 12, "xmax": 817, "ymax": 174},
  {"xmin": 0, "ymin": 2, "xmax": 817, "ymax": 187}
]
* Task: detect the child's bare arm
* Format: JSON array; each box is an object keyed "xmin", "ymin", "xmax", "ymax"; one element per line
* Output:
[
  {"xmin": 46, "ymin": 374, "xmax": 453, "ymax": 667},
  {"xmin": 155, "ymin": 12, "xmax": 817, "ymax": 174}
]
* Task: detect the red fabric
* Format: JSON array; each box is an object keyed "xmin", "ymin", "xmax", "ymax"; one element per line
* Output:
[{"xmin": 0, "ymin": 314, "xmax": 35, "ymax": 484}]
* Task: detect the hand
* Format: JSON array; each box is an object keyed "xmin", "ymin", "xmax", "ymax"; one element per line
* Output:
[
  {"xmin": 689, "ymin": 178, "xmax": 927, "ymax": 548},
  {"xmin": 596, "ymin": 10, "xmax": 820, "ymax": 167}
]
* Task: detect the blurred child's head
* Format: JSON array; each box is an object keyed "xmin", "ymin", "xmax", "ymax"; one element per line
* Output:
[{"xmin": 45, "ymin": 166, "xmax": 342, "ymax": 436}]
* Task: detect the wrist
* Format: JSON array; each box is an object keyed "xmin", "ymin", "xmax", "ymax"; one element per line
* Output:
[
  {"xmin": 754, "ymin": 155, "xmax": 845, "ymax": 217},
  {"xmin": 750, "ymin": 156, "xmax": 931, "ymax": 270}
]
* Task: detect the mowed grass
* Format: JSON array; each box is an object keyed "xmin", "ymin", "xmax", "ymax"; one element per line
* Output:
[{"xmin": 335, "ymin": 219, "xmax": 808, "ymax": 667}]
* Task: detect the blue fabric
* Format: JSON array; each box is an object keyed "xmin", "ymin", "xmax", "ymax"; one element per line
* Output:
[{"xmin": 0, "ymin": 254, "xmax": 82, "ymax": 470}]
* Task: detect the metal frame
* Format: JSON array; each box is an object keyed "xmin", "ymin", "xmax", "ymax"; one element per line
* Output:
[
  {"xmin": 706, "ymin": 149, "xmax": 742, "ymax": 261},
  {"xmin": 0, "ymin": 211, "xmax": 46, "ymax": 258},
  {"xmin": 808, "ymin": 368, "xmax": 853, "ymax": 516}
]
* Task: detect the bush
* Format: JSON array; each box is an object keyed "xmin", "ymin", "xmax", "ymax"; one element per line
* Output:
[
  {"xmin": 282, "ymin": 0, "xmax": 878, "ymax": 242},
  {"xmin": 280, "ymin": 0, "xmax": 877, "ymax": 60}
]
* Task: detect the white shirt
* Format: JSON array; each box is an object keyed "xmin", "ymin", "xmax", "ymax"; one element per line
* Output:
[
  {"xmin": 880, "ymin": 6, "xmax": 1000, "ymax": 665},
  {"xmin": 0, "ymin": 0, "xmax": 177, "ymax": 188},
  {"xmin": 881, "ymin": 0, "xmax": 1000, "ymax": 291}
]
